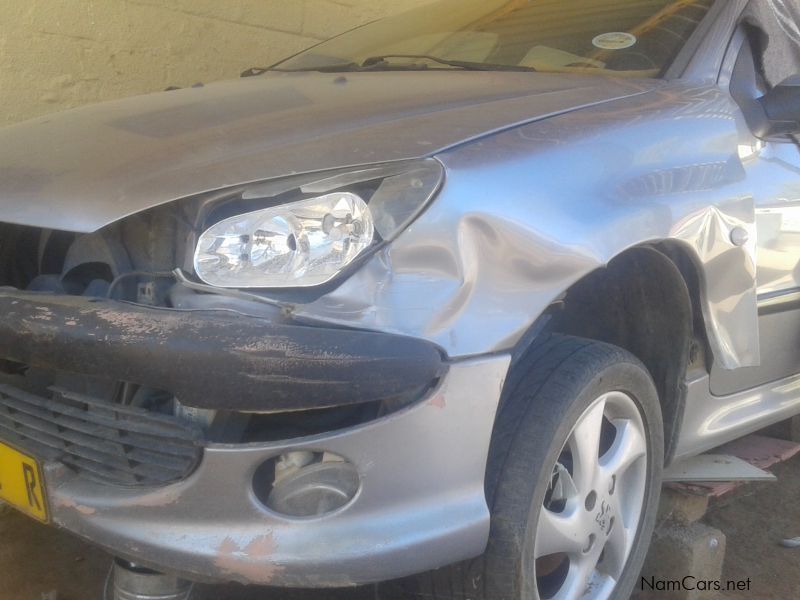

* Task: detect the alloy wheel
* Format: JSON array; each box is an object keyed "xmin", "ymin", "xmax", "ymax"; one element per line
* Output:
[{"xmin": 534, "ymin": 391, "xmax": 648, "ymax": 600}]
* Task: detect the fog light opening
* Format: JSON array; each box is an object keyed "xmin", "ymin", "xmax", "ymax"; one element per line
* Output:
[{"xmin": 254, "ymin": 451, "xmax": 360, "ymax": 518}]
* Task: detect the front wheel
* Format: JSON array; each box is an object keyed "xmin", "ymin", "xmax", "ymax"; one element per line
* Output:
[
  {"xmin": 487, "ymin": 335, "xmax": 663, "ymax": 600},
  {"xmin": 392, "ymin": 335, "xmax": 663, "ymax": 600},
  {"xmin": 527, "ymin": 390, "xmax": 652, "ymax": 599}
]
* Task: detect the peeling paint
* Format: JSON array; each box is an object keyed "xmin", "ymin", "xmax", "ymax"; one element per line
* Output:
[
  {"xmin": 54, "ymin": 496, "xmax": 97, "ymax": 516},
  {"xmin": 429, "ymin": 394, "xmax": 447, "ymax": 409},
  {"xmin": 94, "ymin": 309, "xmax": 181, "ymax": 337},
  {"xmin": 214, "ymin": 533, "xmax": 285, "ymax": 584},
  {"xmin": 122, "ymin": 487, "xmax": 184, "ymax": 508}
]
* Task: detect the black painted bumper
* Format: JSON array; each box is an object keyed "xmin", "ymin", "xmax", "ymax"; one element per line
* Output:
[{"xmin": 0, "ymin": 289, "xmax": 445, "ymax": 411}]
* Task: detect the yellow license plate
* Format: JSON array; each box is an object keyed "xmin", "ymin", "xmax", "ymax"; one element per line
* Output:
[{"xmin": 0, "ymin": 441, "xmax": 49, "ymax": 523}]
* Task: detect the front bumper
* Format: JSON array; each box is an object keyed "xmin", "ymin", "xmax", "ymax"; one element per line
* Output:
[
  {"xmin": 0, "ymin": 288, "xmax": 509, "ymax": 586},
  {"xmin": 45, "ymin": 356, "xmax": 509, "ymax": 587}
]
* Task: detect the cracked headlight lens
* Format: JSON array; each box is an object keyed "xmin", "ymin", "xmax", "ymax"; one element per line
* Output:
[{"xmin": 194, "ymin": 159, "xmax": 442, "ymax": 289}]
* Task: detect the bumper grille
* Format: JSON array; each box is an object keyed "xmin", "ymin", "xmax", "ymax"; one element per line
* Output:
[{"xmin": 0, "ymin": 383, "xmax": 203, "ymax": 486}]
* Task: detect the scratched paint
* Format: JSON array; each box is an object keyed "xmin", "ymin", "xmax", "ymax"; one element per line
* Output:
[{"xmin": 214, "ymin": 533, "xmax": 285, "ymax": 584}]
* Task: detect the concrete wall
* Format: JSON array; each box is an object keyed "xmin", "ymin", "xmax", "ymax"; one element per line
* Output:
[{"xmin": 0, "ymin": 0, "xmax": 432, "ymax": 126}]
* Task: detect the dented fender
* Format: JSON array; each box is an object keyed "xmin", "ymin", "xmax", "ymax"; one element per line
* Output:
[{"xmin": 295, "ymin": 82, "xmax": 759, "ymax": 370}]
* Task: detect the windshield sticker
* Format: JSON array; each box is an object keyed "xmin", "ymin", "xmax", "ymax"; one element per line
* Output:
[{"xmin": 592, "ymin": 32, "xmax": 637, "ymax": 50}]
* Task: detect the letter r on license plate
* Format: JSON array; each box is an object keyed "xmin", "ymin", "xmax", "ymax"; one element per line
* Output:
[{"xmin": 0, "ymin": 441, "xmax": 49, "ymax": 523}]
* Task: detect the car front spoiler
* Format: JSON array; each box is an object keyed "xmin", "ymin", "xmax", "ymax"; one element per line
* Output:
[{"xmin": 0, "ymin": 288, "xmax": 445, "ymax": 412}]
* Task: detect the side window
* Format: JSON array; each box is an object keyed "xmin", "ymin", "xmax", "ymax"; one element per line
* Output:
[{"xmin": 729, "ymin": 30, "xmax": 770, "ymax": 136}]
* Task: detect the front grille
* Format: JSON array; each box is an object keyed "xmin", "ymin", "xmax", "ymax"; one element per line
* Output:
[{"xmin": 0, "ymin": 383, "xmax": 203, "ymax": 486}]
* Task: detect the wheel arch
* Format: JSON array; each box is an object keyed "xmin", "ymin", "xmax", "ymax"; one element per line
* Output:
[{"xmin": 539, "ymin": 243, "xmax": 706, "ymax": 464}]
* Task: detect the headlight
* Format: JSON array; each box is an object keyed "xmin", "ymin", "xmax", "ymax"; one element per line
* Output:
[
  {"xmin": 194, "ymin": 192, "xmax": 374, "ymax": 288},
  {"xmin": 193, "ymin": 160, "xmax": 443, "ymax": 289}
]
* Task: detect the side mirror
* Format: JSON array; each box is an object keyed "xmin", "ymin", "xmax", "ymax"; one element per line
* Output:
[{"xmin": 758, "ymin": 75, "xmax": 800, "ymax": 137}]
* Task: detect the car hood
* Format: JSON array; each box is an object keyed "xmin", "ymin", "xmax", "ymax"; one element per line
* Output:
[{"xmin": 0, "ymin": 71, "xmax": 656, "ymax": 232}]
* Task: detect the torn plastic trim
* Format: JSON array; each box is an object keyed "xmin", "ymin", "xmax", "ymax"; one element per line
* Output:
[{"xmin": 0, "ymin": 288, "xmax": 446, "ymax": 412}]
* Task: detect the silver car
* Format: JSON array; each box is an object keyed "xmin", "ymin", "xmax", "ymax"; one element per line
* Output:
[{"xmin": 1, "ymin": 0, "xmax": 799, "ymax": 598}]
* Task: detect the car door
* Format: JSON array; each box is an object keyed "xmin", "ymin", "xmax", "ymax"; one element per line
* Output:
[{"xmin": 711, "ymin": 24, "xmax": 800, "ymax": 395}]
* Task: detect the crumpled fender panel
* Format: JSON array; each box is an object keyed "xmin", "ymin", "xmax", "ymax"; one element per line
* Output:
[{"xmin": 296, "ymin": 83, "xmax": 759, "ymax": 370}]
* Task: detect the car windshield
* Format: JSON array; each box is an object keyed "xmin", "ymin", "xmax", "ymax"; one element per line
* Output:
[{"xmin": 274, "ymin": 0, "xmax": 714, "ymax": 78}]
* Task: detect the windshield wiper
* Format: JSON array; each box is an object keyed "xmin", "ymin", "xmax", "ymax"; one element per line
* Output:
[
  {"xmin": 242, "ymin": 64, "xmax": 360, "ymax": 76},
  {"xmin": 360, "ymin": 54, "xmax": 537, "ymax": 72},
  {"xmin": 255, "ymin": 54, "xmax": 537, "ymax": 75}
]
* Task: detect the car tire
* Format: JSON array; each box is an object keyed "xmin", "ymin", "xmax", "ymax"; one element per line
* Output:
[{"xmin": 383, "ymin": 334, "xmax": 663, "ymax": 600}]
